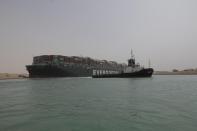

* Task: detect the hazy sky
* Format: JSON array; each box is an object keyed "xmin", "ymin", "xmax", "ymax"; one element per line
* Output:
[{"xmin": 1, "ymin": 0, "xmax": 197, "ymax": 73}]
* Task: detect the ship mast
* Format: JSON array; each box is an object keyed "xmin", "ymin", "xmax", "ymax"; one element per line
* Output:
[
  {"xmin": 131, "ymin": 49, "xmax": 134, "ymax": 59},
  {"xmin": 148, "ymin": 59, "xmax": 151, "ymax": 68},
  {"xmin": 128, "ymin": 49, "xmax": 135, "ymax": 67}
]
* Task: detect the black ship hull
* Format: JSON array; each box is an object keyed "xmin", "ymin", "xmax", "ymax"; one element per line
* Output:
[
  {"xmin": 26, "ymin": 65, "xmax": 92, "ymax": 78},
  {"xmin": 92, "ymin": 68, "xmax": 154, "ymax": 78}
]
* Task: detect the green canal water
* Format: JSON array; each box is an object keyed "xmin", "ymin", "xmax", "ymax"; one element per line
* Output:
[{"xmin": 0, "ymin": 76, "xmax": 197, "ymax": 131}]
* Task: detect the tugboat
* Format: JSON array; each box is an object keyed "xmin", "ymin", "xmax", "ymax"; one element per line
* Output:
[{"xmin": 92, "ymin": 50, "xmax": 154, "ymax": 78}]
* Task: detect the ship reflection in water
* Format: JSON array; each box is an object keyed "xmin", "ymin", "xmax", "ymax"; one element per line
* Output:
[{"xmin": 26, "ymin": 50, "xmax": 153, "ymax": 78}]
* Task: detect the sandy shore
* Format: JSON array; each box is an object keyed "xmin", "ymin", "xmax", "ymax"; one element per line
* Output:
[
  {"xmin": 0, "ymin": 73, "xmax": 28, "ymax": 80},
  {"xmin": 154, "ymin": 71, "xmax": 197, "ymax": 75}
]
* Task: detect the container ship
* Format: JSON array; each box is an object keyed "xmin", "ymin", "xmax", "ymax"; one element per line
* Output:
[
  {"xmin": 26, "ymin": 55, "xmax": 126, "ymax": 78},
  {"xmin": 26, "ymin": 51, "xmax": 153, "ymax": 78}
]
